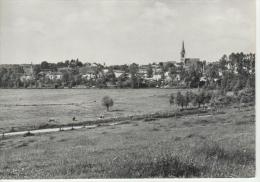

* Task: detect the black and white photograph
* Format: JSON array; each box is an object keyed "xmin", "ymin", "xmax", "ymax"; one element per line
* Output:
[{"xmin": 0, "ymin": 0, "xmax": 258, "ymax": 180}]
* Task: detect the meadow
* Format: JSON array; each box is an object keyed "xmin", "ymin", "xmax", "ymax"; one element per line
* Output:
[
  {"xmin": 0, "ymin": 89, "xmax": 255, "ymax": 178},
  {"xmin": 0, "ymin": 89, "xmax": 185, "ymax": 132},
  {"xmin": 0, "ymin": 104, "xmax": 255, "ymax": 178}
]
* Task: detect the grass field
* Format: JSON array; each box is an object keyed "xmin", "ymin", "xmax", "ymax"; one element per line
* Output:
[
  {"xmin": 0, "ymin": 89, "xmax": 189, "ymax": 132},
  {"xmin": 0, "ymin": 103, "xmax": 255, "ymax": 178}
]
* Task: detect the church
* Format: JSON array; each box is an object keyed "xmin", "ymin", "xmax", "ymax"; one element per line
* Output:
[{"xmin": 180, "ymin": 41, "xmax": 200, "ymax": 68}]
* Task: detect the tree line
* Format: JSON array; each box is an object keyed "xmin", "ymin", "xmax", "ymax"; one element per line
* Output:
[{"xmin": 0, "ymin": 52, "xmax": 255, "ymax": 89}]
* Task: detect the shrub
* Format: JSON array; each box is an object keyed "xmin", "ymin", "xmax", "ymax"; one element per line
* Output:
[
  {"xmin": 23, "ymin": 131, "xmax": 34, "ymax": 137},
  {"xmin": 102, "ymin": 96, "xmax": 114, "ymax": 111}
]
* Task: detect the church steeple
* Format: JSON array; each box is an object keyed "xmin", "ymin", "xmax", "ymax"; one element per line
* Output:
[{"xmin": 180, "ymin": 41, "xmax": 185, "ymax": 62}]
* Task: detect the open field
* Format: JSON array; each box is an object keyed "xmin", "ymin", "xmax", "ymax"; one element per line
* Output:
[
  {"xmin": 0, "ymin": 104, "xmax": 255, "ymax": 178},
  {"xmin": 0, "ymin": 89, "xmax": 191, "ymax": 132}
]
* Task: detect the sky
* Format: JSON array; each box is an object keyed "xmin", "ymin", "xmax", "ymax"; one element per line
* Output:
[{"xmin": 0, "ymin": 0, "xmax": 256, "ymax": 65}]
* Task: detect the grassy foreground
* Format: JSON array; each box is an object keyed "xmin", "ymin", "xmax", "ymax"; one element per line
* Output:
[{"xmin": 0, "ymin": 105, "xmax": 255, "ymax": 178}]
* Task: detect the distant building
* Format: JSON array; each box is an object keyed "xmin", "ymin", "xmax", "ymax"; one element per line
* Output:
[
  {"xmin": 58, "ymin": 67, "xmax": 73, "ymax": 73},
  {"xmin": 152, "ymin": 74, "xmax": 161, "ymax": 81},
  {"xmin": 180, "ymin": 41, "xmax": 186, "ymax": 63},
  {"xmin": 114, "ymin": 70, "xmax": 124, "ymax": 78},
  {"xmin": 20, "ymin": 62, "xmax": 35, "ymax": 81},
  {"xmin": 22, "ymin": 63, "xmax": 34, "ymax": 76},
  {"xmin": 184, "ymin": 58, "xmax": 200, "ymax": 67},
  {"xmin": 45, "ymin": 72, "xmax": 63, "ymax": 80},
  {"xmin": 180, "ymin": 41, "xmax": 200, "ymax": 68}
]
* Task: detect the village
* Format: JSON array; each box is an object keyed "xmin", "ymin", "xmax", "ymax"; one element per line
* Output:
[{"xmin": 1, "ymin": 42, "xmax": 253, "ymax": 90}]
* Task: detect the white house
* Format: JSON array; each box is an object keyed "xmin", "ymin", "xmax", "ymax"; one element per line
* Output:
[
  {"xmin": 152, "ymin": 74, "xmax": 161, "ymax": 81},
  {"xmin": 20, "ymin": 75, "xmax": 33, "ymax": 82},
  {"xmin": 45, "ymin": 72, "xmax": 63, "ymax": 80},
  {"xmin": 114, "ymin": 70, "xmax": 124, "ymax": 78},
  {"xmin": 82, "ymin": 73, "xmax": 95, "ymax": 80}
]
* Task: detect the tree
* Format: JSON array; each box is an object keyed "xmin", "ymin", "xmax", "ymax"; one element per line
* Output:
[
  {"xmin": 219, "ymin": 54, "xmax": 228, "ymax": 71},
  {"xmin": 41, "ymin": 61, "xmax": 49, "ymax": 70},
  {"xmin": 147, "ymin": 64, "xmax": 153, "ymax": 78},
  {"xmin": 232, "ymin": 79, "xmax": 241, "ymax": 94},
  {"xmin": 169, "ymin": 93, "xmax": 175, "ymax": 106},
  {"xmin": 204, "ymin": 91, "xmax": 212, "ymax": 106},
  {"xmin": 197, "ymin": 90, "xmax": 207, "ymax": 108},
  {"xmin": 102, "ymin": 96, "xmax": 114, "ymax": 111},
  {"xmin": 168, "ymin": 65, "xmax": 177, "ymax": 81},
  {"xmin": 184, "ymin": 91, "xmax": 191, "ymax": 108},
  {"xmin": 105, "ymin": 68, "xmax": 116, "ymax": 83},
  {"xmin": 191, "ymin": 93, "xmax": 199, "ymax": 107},
  {"xmin": 129, "ymin": 63, "xmax": 139, "ymax": 88},
  {"xmin": 175, "ymin": 91, "xmax": 184, "ymax": 109},
  {"xmin": 33, "ymin": 65, "xmax": 41, "ymax": 79}
]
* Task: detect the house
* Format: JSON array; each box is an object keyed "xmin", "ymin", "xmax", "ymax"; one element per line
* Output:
[
  {"xmin": 57, "ymin": 67, "xmax": 73, "ymax": 73},
  {"xmin": 79, "ymin": 66, "xmax": 96, "ymax": 80},
  {"xmin": 45, "ymin": 72, "xmax": 63, "ymax": 80},
  {"xmin": 82, "ymin": 73, "xmax": 95, "ymax": 80},
  {"xmin": 20, "ymin": 75, "xmax": 33, "ymax": 82},
  {"xmin": 22, "ymin": 63, "xmax": 34, "ymax": 75},
  {"xmin": 152, "ymin": 74, "xmax": 161, "ymax": 81},
  {"xmin": 114, "ymin": 70, "xmax": 124, "ymax": 78},
  {"xmin": 103, "ymin": 69, "xmax": 109, "ymax": 74},
  {"xmin": 184, "ymin": 58, "xmax": 200, "ymax": 68},
  {"xmin": 200, "ymin": 76, "xmax": 207, "ymax": 82}
]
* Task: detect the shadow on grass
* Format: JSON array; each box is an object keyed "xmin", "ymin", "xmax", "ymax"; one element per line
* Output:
[{"xmin": 110, "ymin": 109, "xmax": 124, "ymax": 112}]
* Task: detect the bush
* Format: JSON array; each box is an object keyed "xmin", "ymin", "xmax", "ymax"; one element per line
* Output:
[
  {"xmin": 238, "ymin": 88, "xmax": 255, "ymax": 104},
  {"xmin": 102, "ymin": 96, "xmax": 114, "ymax": 111},
  {"xmin": 23, "ymin": 131, "xmax": 34, "ymax": 137}
]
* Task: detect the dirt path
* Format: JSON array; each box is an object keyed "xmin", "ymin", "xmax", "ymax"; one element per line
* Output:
[{"xmin": 3, "ymin": 122, "xmax": 122, "ymax": 137}]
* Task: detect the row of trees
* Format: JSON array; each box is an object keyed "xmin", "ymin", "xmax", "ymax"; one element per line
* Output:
[
  {"xmin": 102, "ymin": 87, "xmax": 255, "ymax": 113},
  {"xmin": 169, "ymin": 90, "xmax": 211, "ymax": 109},
  {"xmin": 0, "ymin": 66, "xmax": 25, "ymax": 88},
  {"xmin": 170, "ymin": 86, "xmax": 255, "ymax": 111}
]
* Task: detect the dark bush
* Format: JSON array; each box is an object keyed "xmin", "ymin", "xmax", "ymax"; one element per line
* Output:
[{"xmin": 23, "ymin": 131, "xmax": 35, "ymax": 137}]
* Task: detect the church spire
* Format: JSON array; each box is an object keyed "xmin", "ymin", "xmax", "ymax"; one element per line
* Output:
[{"xmin": 180, "ymin": 41, "xmax": 185, "ymax": 62}]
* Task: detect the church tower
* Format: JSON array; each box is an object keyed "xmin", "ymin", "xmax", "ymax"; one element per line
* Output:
[{"xmin": 180, "ymin": 41, "xmax": 185, "ymax": 62}]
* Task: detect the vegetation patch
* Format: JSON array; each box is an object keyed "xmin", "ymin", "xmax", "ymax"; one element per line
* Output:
[
  {"xmin": 23, "ymin": 131, "xmax": 35, "ymax": 137},
  {"xmin": 105, "ymin": 154, "xmax": 206, "ymax": 178},
  {"xmin": 194, "ymin": 141, "xmax": 255, "ymax": 165},
  {"xmin": 16, "ymin": 142, "xmax": 28, "ymax": 148},
  {"xmin": 143, "ymin": 118, "xmax": 157, "ymax": 122},
  {"xmin": 235, "ymin": 119, "xmax": 255, "ymax": 125},
  {"xmin": 151, "ymin": 127, "xmax": 160, "ymax": 132},
  {"xmin": 182, "ymin": 121, "xmax": 192, "ymax": 127},
  {"xmin": 194, "ymin": 119, "xmax": 209, "ymax": 125}
]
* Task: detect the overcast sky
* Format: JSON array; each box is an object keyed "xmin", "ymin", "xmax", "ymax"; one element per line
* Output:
[{"xmin": 0, "ymin": 0, "xmax": 256, "ymax": 65}]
